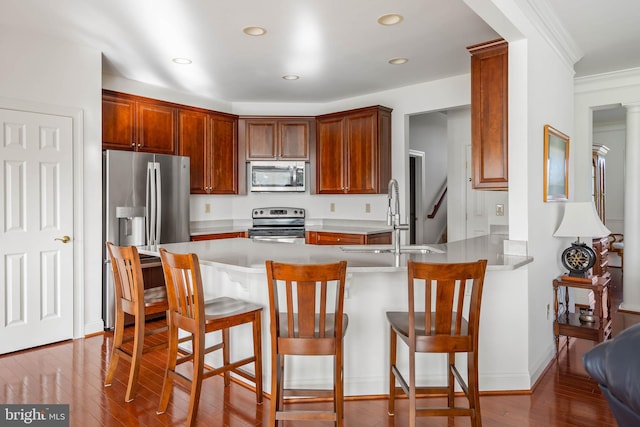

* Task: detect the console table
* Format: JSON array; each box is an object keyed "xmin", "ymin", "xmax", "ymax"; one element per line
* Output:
[{"xmin": 553, "ymin": 274, "xmax": 612, "ymax": 353}]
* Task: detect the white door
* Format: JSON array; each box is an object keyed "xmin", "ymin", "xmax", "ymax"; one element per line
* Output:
[{"xmin": 0, "ymin": 108, "xmax": 74, "ymax": 354}]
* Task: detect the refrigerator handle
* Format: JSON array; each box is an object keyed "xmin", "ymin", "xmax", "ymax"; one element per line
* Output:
[
  {"xmin": 155, "ymin": 162, "xmax": 162, "ymax": 243},
  {"xmin": 146, "ymin": 162, "xmax": 158, "ymax": 245}
]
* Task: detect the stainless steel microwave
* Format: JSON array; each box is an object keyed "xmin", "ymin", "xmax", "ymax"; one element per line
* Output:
[{"xmin": 249, "ymin": 161, "xmax": 306, "ymax": 192}]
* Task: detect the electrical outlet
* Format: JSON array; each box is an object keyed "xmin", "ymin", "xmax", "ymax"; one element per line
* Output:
[
  {"xmin": 496, "ymin": 204, "xmax": 504, "ymax": 216},
  {"xmin": 205, "ymin": 203, "xmax": 211, "ymax": 214},
  {"xmin": 365, "ymin": 203, "xmax": 371, "ymax": 213},
  {"xmin": 330, "ymin": 202, "xmax": 335, "ymax": 212}
]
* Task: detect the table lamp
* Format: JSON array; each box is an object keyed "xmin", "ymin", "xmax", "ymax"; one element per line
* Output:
[{"xmin": 553, "ymin": 202, "xmax": 611, "ymax": 279}]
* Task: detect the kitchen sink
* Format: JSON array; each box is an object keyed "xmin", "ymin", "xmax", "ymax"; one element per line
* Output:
[{"xmin": 339, "ymin": 244, "xmax": 445, "ymax": 254}]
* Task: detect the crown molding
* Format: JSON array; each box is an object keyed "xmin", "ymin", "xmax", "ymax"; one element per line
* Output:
[
  {"xmin": 523, "ymin": 0, "xmax": 583, "ymax": 72},
  {"xmin": 575, "ymin": 67, "xmax": 640, "ymax": 93}
]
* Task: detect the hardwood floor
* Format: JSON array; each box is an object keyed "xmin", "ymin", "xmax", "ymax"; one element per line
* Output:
[{"xmin": 0, "ymin": 270, "xmax": 626, "ymax": 427}]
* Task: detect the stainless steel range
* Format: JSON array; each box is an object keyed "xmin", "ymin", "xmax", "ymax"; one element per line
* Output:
[{"xmin": 248, "ymin": 207, "xmax": 306, "ymax": 243}]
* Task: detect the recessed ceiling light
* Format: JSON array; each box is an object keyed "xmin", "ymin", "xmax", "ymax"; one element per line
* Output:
[
  {"xmin": 172, "ymin": 58, "xmax": 192, "ymax": 65},
  {"xmin": 282, "ymin": 75, "xmax": 300, "ymax": 80},
  {"xmin": 377, "ymin": 14, "xmax": 404, "ymax": 26},
  {"xmin": 388, "ymin": 57, "xmax": 408, "ymax": 65},
  {"xmin": 243, "ymin": 26, "xmax": 267, "ymax": 36}
]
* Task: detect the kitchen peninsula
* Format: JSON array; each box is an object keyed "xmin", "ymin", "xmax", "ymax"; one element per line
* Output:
[{"xmin": 140, "ymin": 235, "xmax": 533, "ymax": 396}]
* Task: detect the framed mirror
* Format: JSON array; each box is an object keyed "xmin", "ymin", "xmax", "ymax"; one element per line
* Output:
[{"xmin": 544, "ymin": 124, "xmax": 570, "ymax": 202}]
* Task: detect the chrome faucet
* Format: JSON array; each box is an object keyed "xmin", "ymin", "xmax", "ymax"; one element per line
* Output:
[{"xmin": 387, "ymin": 178, "xmax": 409, "ymax": 254}]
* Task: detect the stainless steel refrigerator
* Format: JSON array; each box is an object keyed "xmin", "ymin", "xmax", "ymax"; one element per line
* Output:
[{"xmin": 102, "ymin": 150, "xmax": 190, "ymax": 330}]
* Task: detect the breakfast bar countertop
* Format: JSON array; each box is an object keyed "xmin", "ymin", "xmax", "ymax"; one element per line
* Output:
[{"xmin": 139, "ymin": 234, "xmax": 532, "ymax": 272}]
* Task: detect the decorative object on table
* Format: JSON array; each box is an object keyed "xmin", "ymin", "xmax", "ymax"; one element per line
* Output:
[
  {"xmin": 579, "ymin": 307, "xmax": 596, "ymax": 323},
  {"xmin": 553, "ymin": 202, "xmax": 611, "ymax": 280},
  {"xmin": 543, "ymin": 124, "xmax": 570, "ymax": 202}
]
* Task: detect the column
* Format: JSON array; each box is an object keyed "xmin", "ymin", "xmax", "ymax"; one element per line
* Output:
[{"xmin": 621, "ymin": 102, "xmax": 640, "ymax": 312}]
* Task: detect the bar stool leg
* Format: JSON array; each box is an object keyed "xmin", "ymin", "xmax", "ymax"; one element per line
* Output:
[
  {"xmin": 253, "ymin": 312, "xmax": 263, "ymax": 403},
  {"xmin": 388, "ymin": 326, "xmax": 397, "ymax": 415},
  {"xmin": 125, "ymin": 313, "xmax": 145, "ymax": 402}
]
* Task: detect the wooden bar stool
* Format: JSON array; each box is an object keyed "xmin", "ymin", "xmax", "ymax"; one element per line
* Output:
[
  {"xmin": 157, "ymin": 248, "xmax": 263, "ymax": 427},
  {"xmin": 264, "ymin": 260, "xmax": 348, "ymax": 427},
  {"xmin": 387, "ymin": 259, "xmax": 488, "ymax": 427},
  {"xmin": 104, "ymin": 242, "xmax": 170, "ymax": 402}
]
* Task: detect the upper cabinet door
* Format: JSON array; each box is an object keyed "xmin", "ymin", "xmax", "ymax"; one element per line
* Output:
[
  {"xmin": 136, "ymin": 101, "xmax": 177, "ymax": 154},
  {"xmin": 178, "ymin": 109, "xmax": 209, "ymax": 194},
  {"xmin": 102, "ymin": 95, "xmax": 135, "ymax": 151},
  {"xmin": 345, "ymin": 111, "xmax": 378, "ymax": 194},
  {"xmin": 241, "ymin": 117, "xmax": 312, "ymax": 161},
  {"xmin": 278, "ymin": 120, "xmax": 311, "ymax": 160},
  {"xmin": 468, "ymin": 39, "xmax": 508, "ymax": 190},
  {"xmin": 244, "ymin": 120, "xmax": 277, "ymax": 159},
  {"xmin": 316, "ymin": 116, "xmax": 347, "ymax": 193},
  {"xmin": 209, "ymin": 113, "xmax": 238, "ymax": 194}
]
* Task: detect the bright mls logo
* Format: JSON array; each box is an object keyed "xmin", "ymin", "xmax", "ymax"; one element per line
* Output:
[{"xmin": 0, "ymin": 405, "xmax": 69, "ymax": 426}]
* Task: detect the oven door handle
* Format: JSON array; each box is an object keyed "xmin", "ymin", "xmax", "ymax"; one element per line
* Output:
[{"xmin": 251, "ymin": 236, "xmax": 305, "ymax": 243}]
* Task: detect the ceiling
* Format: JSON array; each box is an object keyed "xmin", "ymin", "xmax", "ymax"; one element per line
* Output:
[{"xmin": 2, "ymin": 0, "xmax": 639, "ymax": 104}]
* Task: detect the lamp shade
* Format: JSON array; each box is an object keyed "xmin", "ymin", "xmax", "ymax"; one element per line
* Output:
[{"xmin": 553, "ymin": 202, "xmax": 611, "ymax": 239}]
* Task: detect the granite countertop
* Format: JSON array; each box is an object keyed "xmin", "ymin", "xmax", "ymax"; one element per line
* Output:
[
  {"xmin": 304, "ymin": 224, "xmax": 393, "ymax": 235},
  {"xmin": 139, "ymin": 234, "xmax": 532, "ymax": 273},
  {"xmin": 190, "ymin": 219, "xmax": 393, "ymax": 236},
  {"xmin": 190, "ymin": 220, "xmax": 250, "ymax": 236}
]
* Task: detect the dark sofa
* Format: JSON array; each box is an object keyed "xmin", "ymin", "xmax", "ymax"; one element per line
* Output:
[{"xmin": 582, "ymin": 323, "xmax": 640, "ymax": 427}]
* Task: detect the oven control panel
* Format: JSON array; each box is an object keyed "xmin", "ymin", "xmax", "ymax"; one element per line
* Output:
[{"xmin": 252, "ymin": 207, "xmax": 305, "ymax": 219}]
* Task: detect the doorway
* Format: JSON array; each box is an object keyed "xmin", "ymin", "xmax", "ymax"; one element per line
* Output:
[
  {"xmin": 0, "ymin": 102, "xmax": 81, "ymax": 354},
  {"xmin": 409, "ymin": 150, "xmax": 425, "ymax": 244}
]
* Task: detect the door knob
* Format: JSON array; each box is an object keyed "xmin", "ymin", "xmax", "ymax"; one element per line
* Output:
[{"xmin": 55, "ymin": 235, "xmax": 71, "ymax": 243}]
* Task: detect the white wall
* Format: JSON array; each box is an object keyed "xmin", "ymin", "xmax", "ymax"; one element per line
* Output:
[
  {"xmin": 0, "ymin": 31, "xmax": 103, "ymax": 335},
  {"xmin": 409, "ymin": 112, "xmax": 448, "ymax": 243},
  {"xmin": 448, "ymin": 107, "xmax": 472, "ymax": 242},
  {"xmin": 593, "ymin": 122, "xmax": 626, "ymax": 234}
]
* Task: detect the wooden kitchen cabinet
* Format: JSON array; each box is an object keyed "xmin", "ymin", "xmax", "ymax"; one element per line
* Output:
[
  {"xmin": 102, "ymin": 93, "xmax": 135, "ymax": 150},
  {"xmin": 467, "ymin": 39, "xmax": 508, "ymax": 190},
  {"xmin": 306, "ymin": 231, "xmax": 392, "ymax": 245},
  {"xmin": 102, "ymin": 90, "xmax": 177, "ymax": 154},
  {"xmin": 240, "ymin": 117, "xmax": 313, "ymax": 160},
  {"xmin": 136, "ymin": 101, "xmax": 177, "ymax": 154},
  {"xmin": 178, "ymin": 108, "xmax": 208, "ymax": 193},
  {"xmin": 209, "ymin": 113, "xmax": 239, "ymax": 194},
  {"xmin": 191, "ymin": 231, "xmax": 247, "ymax": 241},
  {"xmin": 315, "ymin": 105, "xmax": 392, "ymax": 194},
  {"xmin": 178, "ymin": 108, "xmax": 239, "ymax": 194}
]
